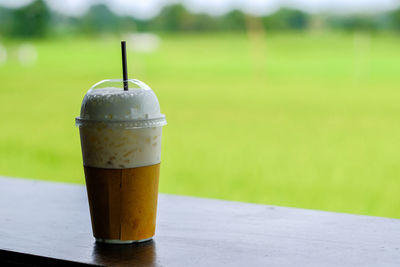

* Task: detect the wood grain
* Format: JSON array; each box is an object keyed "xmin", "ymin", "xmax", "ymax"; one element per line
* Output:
[{"xmin": 0, "ymin": 177, "xmax": 399, "ymax": 266}]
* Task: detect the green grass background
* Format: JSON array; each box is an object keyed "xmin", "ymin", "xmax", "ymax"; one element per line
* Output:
[{"xmin": 1, "ymin": 32, "xmax": 399, "ymax": 218}]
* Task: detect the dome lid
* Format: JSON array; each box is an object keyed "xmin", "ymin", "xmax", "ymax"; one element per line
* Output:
[{"xmin": 76, "ymin": 79, "xmax": 166, "ymax": 128}]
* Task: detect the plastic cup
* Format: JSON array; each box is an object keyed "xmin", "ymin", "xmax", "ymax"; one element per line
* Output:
[{"xmin": 76, "ymin": 79, "xmax": 166, "ymax": 244}]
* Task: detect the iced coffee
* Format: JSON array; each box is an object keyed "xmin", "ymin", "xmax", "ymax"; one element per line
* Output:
[{"xmin": 76, "ymin": 79, "xmax": 166, "ymax": 244}]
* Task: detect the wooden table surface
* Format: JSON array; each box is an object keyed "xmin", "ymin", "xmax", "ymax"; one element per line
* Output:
[{"xmin": 0, "ymin": 177, "xmax": 399, "ymax": 267}]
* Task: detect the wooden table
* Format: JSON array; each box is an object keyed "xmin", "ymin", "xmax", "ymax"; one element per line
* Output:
[{"xmin": 0, "ymin": 177, "xmax": 399, "ymax": 266}]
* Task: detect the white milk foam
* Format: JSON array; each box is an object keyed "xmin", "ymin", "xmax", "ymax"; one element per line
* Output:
[
  {"xmin": 80, "ymin": 126, "xmax": 162, "ymax": 169},
  {"xmin": 81, "ymin": 88, "xmax": 162, "ymax": 121},
  {"xmin": 78, "ymin": 87, "xmax": 164, "ymax": 169}
]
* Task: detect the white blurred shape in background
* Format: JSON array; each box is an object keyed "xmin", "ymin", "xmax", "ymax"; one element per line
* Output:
[
  {"xmin": 18, "ymin": 44, "xmax": 38, "ymax": 67},
  {"xmin": 124, "ymin": 33, "xmax": 160, "ymax": 53},
  {"xmin": 0, "ymin": 44, "xmax": 7, "ymax": 66}
]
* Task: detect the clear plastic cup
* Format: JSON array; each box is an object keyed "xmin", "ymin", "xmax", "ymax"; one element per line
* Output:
[{"xmin": 76, "ymin": 79, "xmax": 166, "ymax": 244}]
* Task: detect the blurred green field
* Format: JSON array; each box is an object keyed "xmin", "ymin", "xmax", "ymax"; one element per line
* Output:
[{"xmin": 1, "ymin": 32, "xmax": 400, "ymax": 218}]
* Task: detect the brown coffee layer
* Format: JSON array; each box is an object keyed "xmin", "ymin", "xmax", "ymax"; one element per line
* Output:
[{"xmin": 84, "ymin": 164, "xmax": 160, "ymax": 241}]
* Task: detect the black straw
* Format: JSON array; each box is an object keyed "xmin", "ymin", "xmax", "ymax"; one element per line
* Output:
[{"xmin": 121, "ymin": 41, "xmax": 128, "ymax": 91}]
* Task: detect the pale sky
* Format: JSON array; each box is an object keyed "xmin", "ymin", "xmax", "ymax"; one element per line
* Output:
[{"xmin": 0, "ymin": 0, "xmax": 399, "ymax": 19}]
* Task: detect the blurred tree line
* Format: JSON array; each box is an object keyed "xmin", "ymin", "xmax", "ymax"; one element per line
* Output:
[{"xmin": 1, "ymin": 0, "xmax": 400, "ymax": 38}]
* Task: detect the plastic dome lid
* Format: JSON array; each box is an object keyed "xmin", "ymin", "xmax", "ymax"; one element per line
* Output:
[{"xmin": 76, "ymin": 79, "xmax": 166, "ymax": 128}]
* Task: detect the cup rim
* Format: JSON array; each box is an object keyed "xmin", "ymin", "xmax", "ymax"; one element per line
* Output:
[{"xmin": 75, "ymin": 115, "xmax": 167, "ymax": 129}]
